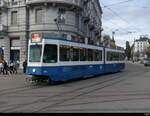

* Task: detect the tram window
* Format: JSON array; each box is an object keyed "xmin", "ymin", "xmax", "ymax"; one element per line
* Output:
[
  {"xmin": 95, "ymin": 50, "xmax": 102, "ymax": 61},
  {"xmin": 29, "ymin": 45, "xmax": 42, "ymax": 62},
  {"xmin": 80, "ymin": 48, "xmax": 87, "ymax": 61},
  {"xmin": 107, "ymin": 52, "xmax": 125, "ymax": 61},
  {"xmin": 107, "ymin": 52, "xmax": 111, "ymax": 61},
  {"xmin": 107, "ymin": 52, "xmax": 116, "ymax": 61},
  {"xmin": 71, "ymin": 47, "xmax": 79, "ymax": 61},
  {"xmin": 88, "ymin": 49, "xmax": 93, "ymax": 61},
  {"xmin": 43, "ymin": 44, "xmax": 57, "ymax": 63},
  {"xmin": 60, "ymin": 45, "xmax": 70, "ymax": 61},
  {"xmin": 93, "ymin": 50, "xmax": 99, "ymax": 61},
  {"xmin": 113, "ymin": 52, "xmax": 118, "ymax": 61},
  {"xmin": 99, "ymin": 51, "xmax": 102, "ymax": 61},
  {"xmin": 119, "ymin": 53, "xmax": 125, "ymax": 61}
]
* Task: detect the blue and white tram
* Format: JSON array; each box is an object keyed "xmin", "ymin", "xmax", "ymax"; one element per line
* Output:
[
  {"xmin": 27, "ymin": 34, "xmax": 125, "ymax": 82},
  {"xmin": 105, "ymin": 48, "xmax": 125, "ymax": 73}
]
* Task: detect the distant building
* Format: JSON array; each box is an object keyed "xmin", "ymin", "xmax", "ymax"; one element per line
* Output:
[
  {"xmin": 0, "ymin": 0, "xmax": 103, "ymax": 67},
  {"xmin": 101, "ymin": 34, "xmax": 117, "ymax": 48},
  {"xmin": 134, "ymin": 37, "xmax": 150, "ymax": 53},
  {"xmin": 132, "ymin": 36, "xmax": 150, "ymax": 60}
]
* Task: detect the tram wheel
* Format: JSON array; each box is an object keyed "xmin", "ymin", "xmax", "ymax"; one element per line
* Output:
[{"xmin": 47, "ymin": 79, "xmax": 58, "ymax": 85}]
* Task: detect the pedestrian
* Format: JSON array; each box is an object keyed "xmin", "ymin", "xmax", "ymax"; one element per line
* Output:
[
  {"xmin": 23, "ymin": 60, "xmax": 27, "ymax": 74},
  {"xmin": 132, "ymin": 59, "xmax": 134, "ymax": 63},
  {"xmin": 10, "ymin": 61, "xmax": 14, "ymax": 74},
  {"xmin": 3, "ymin": 60, "xmax": 8, "ymax": 75},
  {"xmin": 13, "ymin": 61, "xmax": 18, "ymax": 74},
  {"xmin": 0, "ymin": 61, "xmax": 3, "ymax": 75}
]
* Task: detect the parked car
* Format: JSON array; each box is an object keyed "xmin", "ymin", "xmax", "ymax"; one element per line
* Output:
[{"xmin": 144, "ymin": 58, "xmax": 150, "ymax": 67}]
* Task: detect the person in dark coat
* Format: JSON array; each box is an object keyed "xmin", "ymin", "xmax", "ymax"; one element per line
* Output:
[
  {"xmin": 3, "ymin": 60, "xmax": 8, "ymax": 75},
  {"xmin": 23, "ymin": 60, "xmax": 27, "ymax": 74}
]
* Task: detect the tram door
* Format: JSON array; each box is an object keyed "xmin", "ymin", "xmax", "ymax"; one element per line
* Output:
[{"xmin": 10, "ymin": 50, "xmax": 20, "ymax": 61}]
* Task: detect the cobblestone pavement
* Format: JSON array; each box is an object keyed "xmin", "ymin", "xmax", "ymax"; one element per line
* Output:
[{"xmin": 0, "ymin": 63, "xmax": 150, "ymax": 113}]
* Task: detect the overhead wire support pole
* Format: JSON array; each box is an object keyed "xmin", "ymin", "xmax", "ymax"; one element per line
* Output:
[{"xmin": 54, "ymin": 14, "xmax": 63, "ymax": 37}]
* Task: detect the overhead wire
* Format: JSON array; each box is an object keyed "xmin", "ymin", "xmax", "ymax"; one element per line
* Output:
[
  {"xmin": 102, "ymin": 0, "xmax": 135, "ymax": 8},
  {"xmin": 101, "ymin": 1, "xmax": 142, "ymax": 35}
]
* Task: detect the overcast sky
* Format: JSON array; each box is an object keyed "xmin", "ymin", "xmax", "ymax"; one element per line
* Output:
[{"xmin": 100, "ymin": 0, "xmax": 150, "ymax": 48}]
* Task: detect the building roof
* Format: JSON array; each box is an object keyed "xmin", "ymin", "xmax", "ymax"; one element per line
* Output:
[{"xmin": 135, "ymin": 37, "xmax": 150, "ymax": 42}]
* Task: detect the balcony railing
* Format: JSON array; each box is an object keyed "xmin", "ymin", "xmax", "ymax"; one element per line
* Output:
[
  {"xmin": 0, "ymin": 24, "xmax": 7, "ymax": 32},
  {"xmin": 26, "ymin": 0, "xmax": 82, "ymax": 8}
]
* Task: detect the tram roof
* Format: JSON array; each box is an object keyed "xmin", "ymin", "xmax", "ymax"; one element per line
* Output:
[{"xmin": 43, "ymin": 37, "xmax": 124, "ymax": 51}]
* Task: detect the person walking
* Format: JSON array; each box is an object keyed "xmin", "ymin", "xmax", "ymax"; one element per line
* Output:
[
  {"xmin": 3, "ymin": 60, "xmax": 8, "ymax": 75},
  {"xmin": 13, "ymin": 61, "xmax": 18, "ymax": 74},
  {"xmin": 10, "ymin": 61, "xmax": 14, "ymax": 74},
  {"xmin": 0, "ymin": 61, "xmax": 3, "ymax": 75},
  {"xmin": 23, "ymin": 60, "xmax": 27, "ymax": 74}
]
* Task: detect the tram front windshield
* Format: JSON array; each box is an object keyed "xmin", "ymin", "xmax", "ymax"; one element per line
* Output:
[
  {"xmin": 29, "ymin": 45, "xmax": 42, "ymax": 62},
  {"xmin": 43, "ymin": 44, "xmax": 57, "ymax": 63}
]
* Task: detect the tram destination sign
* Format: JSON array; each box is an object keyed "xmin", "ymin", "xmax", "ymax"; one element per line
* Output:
[{"xmin": 31, "ymin": 33, "xmax": 42, "ymax": 43}]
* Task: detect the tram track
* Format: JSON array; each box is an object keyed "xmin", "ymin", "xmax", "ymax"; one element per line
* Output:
[
  {"xmin": 0, "ymin": 65, "xmax": 147, "ymax": 113},
  {"xmin": 0, "ymin": 78, "xmax": 52, "ymax": 97},
  {"xmin": 36, "ymin": 69, "xmax": 145, "ymax": 112},
  {"xmin": 0, "ymin": 71, "xmax": 128, "ymax": 112}
]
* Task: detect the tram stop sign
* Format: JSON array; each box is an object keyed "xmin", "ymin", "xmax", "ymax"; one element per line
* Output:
[{"xmin": 31, "ymin": 33, "xmax": 42, "ymax": 43}]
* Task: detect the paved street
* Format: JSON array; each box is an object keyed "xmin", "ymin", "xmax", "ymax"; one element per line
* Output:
[{"xmin": 0, "ymin": 62, "xmax": 150, "ymax": 113}]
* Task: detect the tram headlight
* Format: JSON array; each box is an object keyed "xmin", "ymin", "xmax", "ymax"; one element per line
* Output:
[{"xmin": 32, "ymin": 69, "xmax": 36, "ymax": 73}]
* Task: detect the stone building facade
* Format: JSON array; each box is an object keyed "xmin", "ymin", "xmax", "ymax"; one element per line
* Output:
[{"xmin": 0, "ymin": 0, "xmax": 103, "ymax": 67}]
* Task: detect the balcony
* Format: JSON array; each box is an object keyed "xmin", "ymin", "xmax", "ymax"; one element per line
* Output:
[
  {"xmin": 83, "ymin": 13, "xmax": 90, "ymax": 24},
  {"xmin": 0, "ymin": 24, "xmax": 7, "ymax": 32},
  {"xmin": 88, "ymin": 20, "xmax": 95, "ymax": 31},
  {"xmin": 26, "ymin": 0, "xmax": 82, "ymax": 9},
  {"xmin": 0, "ymin": 0, "xmax": 7, "ymax": 10}
]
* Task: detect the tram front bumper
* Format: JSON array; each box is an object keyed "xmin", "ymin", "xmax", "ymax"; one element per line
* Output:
[{"xmin": 27, "ymin": 67, "xmax": 43, "ymax": 76}]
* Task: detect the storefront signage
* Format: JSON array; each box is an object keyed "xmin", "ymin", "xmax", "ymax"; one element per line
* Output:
[{"xmin": 31, "ymin": 33, "xmax": 42, "ymax": 43}]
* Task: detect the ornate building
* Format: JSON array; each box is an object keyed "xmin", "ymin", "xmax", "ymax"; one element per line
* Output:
[{"xmin": 0, "ymin": 0, "xmax": 102, "ymax": 67}]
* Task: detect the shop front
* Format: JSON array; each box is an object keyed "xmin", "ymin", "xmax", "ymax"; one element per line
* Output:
[
  {"xmin": 10, "ymin": 49, "xmax": 20, "ymax": 61},
  {"xmin": 10, "ymin": 36, "xmax": 20, "ymax": 62}
]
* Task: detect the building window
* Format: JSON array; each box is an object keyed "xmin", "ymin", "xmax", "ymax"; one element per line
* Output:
[
  {"xmin": 12, "ymin": 0, "xmax": 18, "ymax": 5},
  {"xmin": 11, "ymin": 11, "xmax": 18, "ymax": 25},
  {"xmin": 75, "ymin": 13, "xmax": 79, "ymax": 29},
  {"xmin": 0, "ymin": 13, "xmax": 1, "ymax": 24},
  {"xmin": 36, "ymin": 8, "xmax": 43, "ymax": 24}
]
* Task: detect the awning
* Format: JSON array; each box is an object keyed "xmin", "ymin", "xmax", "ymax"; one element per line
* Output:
[{"xmin": 0, "ymin": 48, "xmax": 3, "ymax": 52}]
